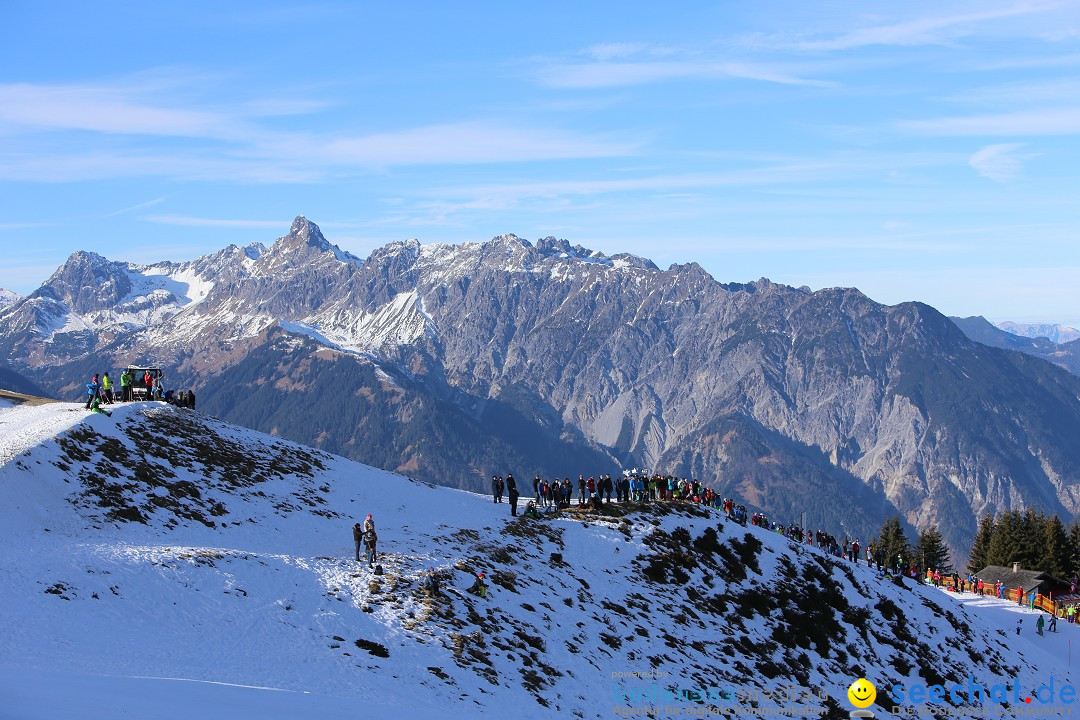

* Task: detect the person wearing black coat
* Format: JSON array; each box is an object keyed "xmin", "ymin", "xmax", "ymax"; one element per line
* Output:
[
  {"xmin": 507, "ymin": 475, "xmax": 519, "ymax": 516},
  {"xmin": 352, "ymin": 522, "xmax": 364, "ymax": 562}
]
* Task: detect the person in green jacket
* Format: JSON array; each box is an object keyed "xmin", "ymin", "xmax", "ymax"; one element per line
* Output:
[
  {"xmin": 89, "ymin": 396, "xmax": 112, "ymax": 417},
  {"xmin": 120, "ymin": 369, "xmax": 132, "ymax": 402},
  {"xmin": 101, "ymin": 372, "xmax": 114, "ymax": 404}
]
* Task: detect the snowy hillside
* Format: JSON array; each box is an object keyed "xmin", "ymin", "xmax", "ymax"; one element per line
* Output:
[{"xmin": 0, "ymin": 399, "xmax": 1076, "ymax": 719}]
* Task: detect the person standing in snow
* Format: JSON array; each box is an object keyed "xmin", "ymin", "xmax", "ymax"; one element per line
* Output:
[
  {"xmin": 1049, "ymin": 612, "xmax": 1058, "ymax": 632},
  {"xmin": 143, "ymin": 371, "xmax": 154, "ymax": 401},
  {"xmin": 120, "ymin": 369, "xmax": 132, "ymax": 402},
  {"xmin": 492, "ymin": 475, "xmax": 501, "ymax": 503},
  {"xmin": 507, "ymin": 475, "xmax": 519, "ymax": 517},
  {"xmin": 364, "ymin": 526, "xmax": 378, "ymax": 568},
  {"xmin": 578, "ymin": 475, "xmax": 586, "ymax": 505},
  {"xmin": 101, "ymin": 372, "xmax": 114, "ymax": 404},
  {"xmin": 85, "ymin": 374, "xmax": 100, "ymax": 409},
  {"xmin": 352, "ymin": 522, "xmax": 364, "ymax": 562},
  {"xmin": 1037, "ymin": 614, "xmax": 1046, "ymax": 636}
]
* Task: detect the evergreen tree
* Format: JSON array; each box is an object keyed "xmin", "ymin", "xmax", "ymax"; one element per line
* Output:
[
  {"xmin": 1040, "ymin": 516, "xmax": 1070, "ymax": 578},
  {"xmin": 1018, "ymin": 508, "xmax": 1045, "ymax": 569},
  {"xmin": 917, "ymin": 526, "xmax": 951, "ymax": 572},
  {"xmin": 875, "ymin": 516, "xmax": 910, "ymax": 571},
  {"xmin": 1067, "ymin": 524, "xmax": 1080, "ymax": 580},
  {"xmin": 986, "ymin": 510, "xmax": 1023, "ymax": 568},
  {"xmin": 968, "ymin": 511, "xmax": 995, "ymax": 573}
]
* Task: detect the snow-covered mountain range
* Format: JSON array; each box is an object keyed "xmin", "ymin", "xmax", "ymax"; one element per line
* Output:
[
  {"xmin": 999, "ymin": 321, "xmax": 1080, "ymax": 345},
  {"xmin": 3, "ymin": 217, "xmax": 1080, "ymax": 561},
  {"xmin": 1, "ymin": 396, "xmax": 1074, "ymax": 719}
]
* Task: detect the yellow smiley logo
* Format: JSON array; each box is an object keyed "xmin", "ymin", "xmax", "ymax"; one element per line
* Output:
[{"xmin": 848, "ymin": 678, "xmax": 876, "ymax": 709}]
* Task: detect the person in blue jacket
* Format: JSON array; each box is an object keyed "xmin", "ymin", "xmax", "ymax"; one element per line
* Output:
[{"xmin": 85, "ymin": 374, "xmax": 100, "ymax": 409}]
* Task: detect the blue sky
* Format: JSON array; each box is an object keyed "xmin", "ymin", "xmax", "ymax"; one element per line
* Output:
[{"xmin": 2, "ymin": 1, "xmax": 1079, "ymax": 323}]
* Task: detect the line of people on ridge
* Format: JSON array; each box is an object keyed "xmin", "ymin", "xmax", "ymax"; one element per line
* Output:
[
  {"xmin": 489, "ymin": 472, "xmax": 730, "ymax": 517},
  {"xmin": 489, "ymin": 471, "xmax": 905, "ymax": 577},
  {"xmin": 84, "ymin": 371, "xmax": 196, "ymax": 411}
]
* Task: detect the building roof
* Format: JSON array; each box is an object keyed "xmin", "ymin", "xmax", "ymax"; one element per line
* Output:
[{"xmin": 975, "ymin": 565, "xmax": 1063, "ymax": 594}]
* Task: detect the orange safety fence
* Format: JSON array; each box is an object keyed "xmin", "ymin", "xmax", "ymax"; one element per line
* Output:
[{"xmin": 930, "ymin": 575, "xmax": 1063, "ymax": 614}]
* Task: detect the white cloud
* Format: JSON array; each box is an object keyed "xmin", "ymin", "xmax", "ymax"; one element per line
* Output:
[
  {"xmin": 0, "ymin": 82, "xmax": 238, "ymax": 138},
  {"xmin": 104, "ymin": 196, "xmax": 170, "ymax": 218},
  {"xmin": 902, "ymin": 107, "xmax": 1080, "ymax": 135},
  {"xmin": 784, "ymin": 1, "xmax": 1065, "ymax": 51},
  {"xmin": 313, "ymin": 122, "xmax": 636, "ymax": 165},
  {"xmin": 536, "ymin": 60, "xmax": 832, "ymax": 89},
  {"xmin": 584, "ymin": 43, "xmax": 653, "ymax": 61},
  {"xmin": 141, "ymin": 216, "xmax": 291, "ymax": 229},
  {"xmin": 968, "ymin": 143, "xmax": 1031, "ymax": 181}
]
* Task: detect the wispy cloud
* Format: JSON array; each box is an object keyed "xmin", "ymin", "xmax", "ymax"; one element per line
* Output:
[
  {"xmin": 0, "ymin": 82, "xmax": 240, "ymax": 138},
  {"xmin": 0, "ymin": 74, "xmax": 640, "ymax": 182},
  {"xmin": 104, "ymin": 196, "xmax": 170, "ymax": 218},
  {"xmin": 0, "ymin": 149, "xmax": 326, "ymax": 183},
  {"xmin": 967, "ymin": 52, "xmax": 1080, "ymax": 71},
  {"xmin": 311, "ymin": 121, "xmax": 637, "ymax": 165},
  {"xmin": 782, "ymin": 1, "xmax": 1064, "ymax": 52},
  {"xmin": 536, "ymin": 59, "xmax": 832, "ymax": 89},
  {"xmin": 902, "ymin": 107, "xmax": 1080, "ymax": 135},
  {"xmin": 141, "ymin": 215, "xmax": 291, "ymax": 229},
  {"xmin": 968, "ymin": 143, "xmax": 1033, "ymax": 181},
  {"xmin": 416, "ymin": 152, "xmax": 958, "ymax": 203}
]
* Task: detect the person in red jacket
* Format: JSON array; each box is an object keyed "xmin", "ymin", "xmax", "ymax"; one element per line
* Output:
[{"xmin": 144, "ymin": 371, "xmax": 154, "ymax": 401}]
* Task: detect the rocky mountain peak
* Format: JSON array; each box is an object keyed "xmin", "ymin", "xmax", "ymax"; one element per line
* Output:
[
  {"xmin": 271, "ymin": 215, "xmax": 359, "ymax": 265},
  {"xmin": 0, "ymin": 288, "xmax": 20, "ymax": 310},
  {"xmin": 32, "ymin": 250, "xmax": 132, "ymax": 313}
]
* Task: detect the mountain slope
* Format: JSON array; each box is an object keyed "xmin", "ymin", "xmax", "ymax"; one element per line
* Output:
[
  {"xmin": 1, "ymin": 400, "xmax": 1075, "ymax": 719},
  {"xmin": 4, "ymin": 218, "xmax": 1080, "ymax": 559},
  {"xmin": 952, "ymin": 315, "xmax": 1080, "ymax": 377},
  {"xmin": 0, "ymin": 362, "xmax": 51, "ymax": 397}
]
